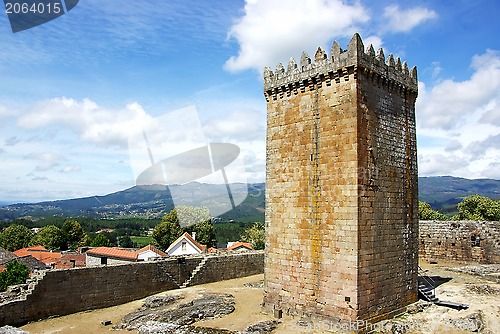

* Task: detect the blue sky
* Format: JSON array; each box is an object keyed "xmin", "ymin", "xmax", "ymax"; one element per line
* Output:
[{"xmin": 0, "ymin": 0, "xmax": 499, "ymax": 203}]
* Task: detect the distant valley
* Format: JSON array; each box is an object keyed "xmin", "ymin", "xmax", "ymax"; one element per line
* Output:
[{"xmin": 0, "ymin": 177, "xmax": 499, "ymax": 221}]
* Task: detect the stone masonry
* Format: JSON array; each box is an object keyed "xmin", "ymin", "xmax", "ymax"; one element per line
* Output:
[
  {"xmin": 0, "ymin": 252, "xmax": 264, "ymax": 327},
  {"xmin": 263, "ymin": 33, "xmax": 419, "ymax": 325},
  {"xmin": 420, "ymin": 220, "xmax": 500, "ymax": 264}
]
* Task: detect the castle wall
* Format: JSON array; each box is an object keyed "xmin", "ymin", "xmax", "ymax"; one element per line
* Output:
[
  {"xmin": 419, "ymin": 220, "xmax": 500, "ymax": 264},
  {"xmin": 0, "ymin": 252, "xmax": 264, "ymax": 327},
  {"xmin": 263, "ymin": 34, "xmax": 418, "ymax": 325}
]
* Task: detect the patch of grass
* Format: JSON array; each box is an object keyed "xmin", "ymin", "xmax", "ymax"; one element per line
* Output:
[{"xmin": 131, "ymin": 236, "xmax": 151, "ymax": 247}]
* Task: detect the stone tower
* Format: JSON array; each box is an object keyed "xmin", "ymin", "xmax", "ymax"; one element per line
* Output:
[{"xmin": 263, "ymin": 33, "xmax": 419, "ymax": 326}]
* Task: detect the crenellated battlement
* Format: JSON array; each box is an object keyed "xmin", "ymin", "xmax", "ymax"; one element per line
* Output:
[{"xmin": 264, "ymin": 33, "xmax": 417, "ymax": 100}]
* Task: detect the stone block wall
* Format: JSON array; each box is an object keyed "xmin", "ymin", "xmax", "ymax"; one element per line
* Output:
[
  {"xmin": 85, "ymin": 254, "xmax": 132, "ymax": 267},
  {"xmin": 0, "ymin": 252, "xmax": 263, "ymax": 327},
  {"xmin": 189, "ymin": 252, "xmax": 264, "ymax": 286},
  {"xmin": 356, "ymin": 60, "xmax": 419, "ymax": 321},
  {"xmin": 420, "ymin": 220, "xmax": 500, "ymax": 264},
  {"xmin": 263, "ymin": 33, "xmax": 418, "ymax": 325}
]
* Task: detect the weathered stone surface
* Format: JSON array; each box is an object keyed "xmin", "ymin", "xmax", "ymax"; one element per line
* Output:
[
  {"xmin": 449, "ymin": 311, "xmax": 486, "ymax": 332},
  {"xmin": 243, "ymin": 280, "xmax": 263, "ymax": 289},
  {"xmin": 264, "ymin": 33, "xmax": 418, "ymax": 324},
  {"xmin": 117, "ymin": 294, "xmax": 184, "ymax": 329},
  {"xmin": 0, "ymin": 326, "xmax": 29, "ymax": 334},
  {"xmin": 118, "ymin": 293, "xmax": 235, "ymax": 330},
  {"xmin": 137, "ymin": 322, "xmax": 235, "ymax": 334},
  {"xmin": 465, "ymin": 284, "xmax": 500, "ymax": 295},
  {"xmin": 406, "ymin": 300, "xmax": 432, "ymax": 314},
  {"xmin": 420, "ymin": 220, "xmax": 500, "ymax": 264},
  {"xmin": 241, "ymin": 320, "xmax": 280, "ymax": 334},
  {"xmin": 136, "ymin": 320, "xmax": 279, "ymax": 334}
]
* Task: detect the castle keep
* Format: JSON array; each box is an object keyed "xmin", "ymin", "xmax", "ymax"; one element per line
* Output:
[{"xmin": 263, "ymin": 34, "xmax": 419, "ymax": 324}]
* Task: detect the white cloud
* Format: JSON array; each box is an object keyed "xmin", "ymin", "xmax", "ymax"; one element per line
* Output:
[
  {"xmin": 0, "ymin": 105, "xmax": 12, "ymax": 117},
  {"xmin": 383, "ymin": 5, "xmax": 437, "ymax": 33},
  {"xmin": 225, "ymin": 0, "xmax": 369, "ymax": 72},
  {"xmin": 60, "ymin": 166, "xmax": 82, "ymax": 173},
  {"xmin": 417, "ymin": 50, "xmax": 500, "ymax": 130},
  {"xmin": 482, "ymin": 162, "xmax": 500, "ymax": 179},
  {"xmin": 5, "ymin": 136, "xmax": 21, "ymax": 146},
  {"xmin": 363, "ymin": 35, "xmax": 383, "ymax": 51},
  {"xmin": 416, "ymin": 50, "xmax": 500, "ymax": 179},
  {"xmin": 203, "ymin": 110, "xmax": 265, "ymax": 141},
  {"xmin": 17, "ymin": 98, "xmax": 152, "ymax": 147},
  {"xmin": 24, "ymin": 152, "xmax": 64, "ymax": 172},
  {"xmin": 418, "ymin": 153, "xmax": 468, "ymax": 176}
]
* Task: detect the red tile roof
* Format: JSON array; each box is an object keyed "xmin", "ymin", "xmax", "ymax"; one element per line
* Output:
[
  {"xmin": 86, "ymin": 247, "xmax": 138, "ymax": 260},
  {"xmin": 55, "ymin": 253, "xmax": 86, "ymax": 268},
  {"xmin": 137, "ymin": 245, "xmax": 167, "ymax": 257},
  {"xmin": 13, "ymin": 246, "xmax": 61, "ymax": 265},
  {"xmin": 227, "ymin": 242, "xmax": 254, "ymax": 252},
  {"xmin": 13, "ymin": 245, "xmax": 46, "ymax": 257}
]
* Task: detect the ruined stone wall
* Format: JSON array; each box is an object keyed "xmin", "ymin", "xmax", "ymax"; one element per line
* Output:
[
  {"xmin": 189, "ymin": 252, "xmax": 264, "ymax": 286},
  {"xmin": 0, "ymin": 252, "xmax": 264, "ymax": 327},
  {"xmin": 263, "ymin": 33, "xmax": 418, "ymax": 324},
  {"xmin": 420, "ymin": 220, "xmax": 500, "ymax": 264}
]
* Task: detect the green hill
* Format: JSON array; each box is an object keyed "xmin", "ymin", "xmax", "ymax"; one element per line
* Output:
[
  {"xmin": 1, "ymin": 177, "xmax": 499, "ymax": 221},
  {"xmin": 418, "ymin": 176, "xmax": 500, "ymax": 214}
]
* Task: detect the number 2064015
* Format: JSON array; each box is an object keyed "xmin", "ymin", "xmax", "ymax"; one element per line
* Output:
[{"xmin": 5, "ymin": 2, "xmax": 62, "ymax": 14}]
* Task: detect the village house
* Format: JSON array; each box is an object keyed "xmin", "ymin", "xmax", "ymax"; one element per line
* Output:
[
  {"xmin": 13, "ymin": 246, "xmax": 86, "ymax": 269},
  {"xmin": 227, "ymin": 241, "xmax": 254, "ymax": 252},
  {"xmin": 14, "ymin": 246, "xmax": 61, "ymax": 269},
  {"xmin": 86, "ymin": 245, "xmax": 167, "ymax": 267},
  {"xmin": 1, "ymin": 247, "xmax": 46, "ymax": 272},
  {"xmin": 166, "ymin": 232, "xmax": 206, "ymax": 256}
]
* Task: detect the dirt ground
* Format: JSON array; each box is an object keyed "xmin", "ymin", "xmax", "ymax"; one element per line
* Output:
[{"xmin": 20, "ymin": 262, "xmax": 500, "ymax": 334}]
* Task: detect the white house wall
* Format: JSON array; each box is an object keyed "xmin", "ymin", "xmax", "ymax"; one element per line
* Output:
[
  {"xmin": 137, "ymin": 250, "xmax": 161, "ymax": 261},
  {"xmin": 167, "ymin": 238, "xmax": 201, "ymax": 256},
  {"xmin": 86, "ymin": 254, "xmax": 134, "ymax": 267}
]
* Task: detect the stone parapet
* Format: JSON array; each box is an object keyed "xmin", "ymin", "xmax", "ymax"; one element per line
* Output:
[
  {"xmin": 264, "ymin": 33, "xmax": 417, "ymax": 101},
  {"xmin": 0, "ymin": 251, "xmax": 264, "ymax": 327}
]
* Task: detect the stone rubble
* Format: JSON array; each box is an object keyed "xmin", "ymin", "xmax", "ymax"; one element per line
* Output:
[
  {"xmin": 137, "ymin": 320, "xmax": 279, "ymax": 334},
  {"xmin": 465, "ymin": 284, "xmax": 500, "ymax": 295},
  {"xmin": 0, "ymin": 326, "xmax": 29, "ymax": 334},
  {"xmin": 116, "ymin": 293, "xmax": 235, "ymax": 331}
]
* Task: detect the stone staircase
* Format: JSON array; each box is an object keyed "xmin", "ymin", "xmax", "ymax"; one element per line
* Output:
[
  {"xmin": 180, "ymin": 257, "xmax": 208, "ymax": 289},
  {"xmin": 418, "ymin": 267, "xmax": 468, "ymax": 310},
  {"xmin": 418, "ymin": 271, "xmax": 438, "ymax": 303}
]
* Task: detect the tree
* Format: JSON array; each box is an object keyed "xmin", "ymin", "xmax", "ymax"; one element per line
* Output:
[
  {"xmin": 240, "ymin": 222, "xmax": 265, "ymax": 250},
  {"xmin": 90, "ymin": 234, "xmax": 112, "ymax": 247},
  {"xmin": 418, "ymin": 201, "xmax": 448, "ymax": 220},
  {"xmin": 80, "ymin": 233, "xmax": 92, "ymax": 247},
  {"xmin": 61, "ymin": 219, "xmax": 85, "ymax": 250},
  {"xmin": 0, "ymin": 224, "xmax": 33, "ymax": 251},
  {"xmin": 0, "ymin": 261, "xmax": 30, "ymax": 292},
  {"xmin": 455, "ymin": 195, "xmax": 500, "ymax": 221},
  {"xmin": 175, "ymin": 206, "xmax": 211, "ymax": 228},
  {"xmin": 118, "ymin": 235, "xmax": 135, "ymax": 248},
  {"xmin": 186, "ymin": 220, "xmax": 216, "ymax": 248},
  {"xmin": 152, "ymin": 209, "xmax": 183, "ymax": 250},
  {"xmin": 31, "ymin": 225, "xmax": 66, "ymax": 250}
]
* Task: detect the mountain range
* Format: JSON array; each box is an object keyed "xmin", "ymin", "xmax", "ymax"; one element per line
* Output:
[{"xmin": 0, "ymin": 177, "xmax": 499, "ymax": 221}]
